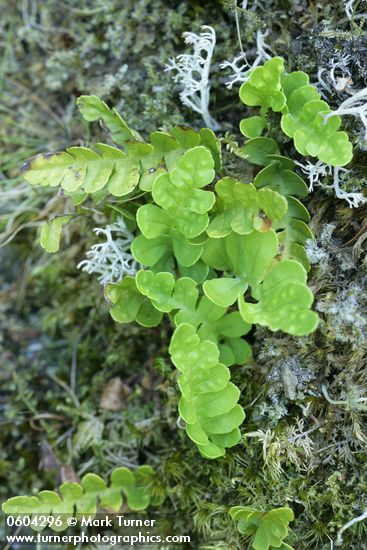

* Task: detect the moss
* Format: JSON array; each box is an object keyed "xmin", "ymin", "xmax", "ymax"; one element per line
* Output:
[{"xmin": 1, "ymin": 1, "xmax": 367, "ymax": 548}]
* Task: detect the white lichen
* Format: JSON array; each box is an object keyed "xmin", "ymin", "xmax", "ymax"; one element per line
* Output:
[
  {"xmin": 323, "ymin": 87, "xmax": 367, "ymax": 141},
  {"xmin": 344, "ymin": 0, "xmax": 355, "ymax": 19},
  {"xmin": 322, "ymin": 384, "xmax": 367, "ymax": 408},
  {"xmin": 305, "ymin": 240, "xmax": 330, "ymax": 271},
  {"xmin": 316, "ymin": 54, "xmax": 353, "ymax": 98},
  {"xmin": 305, "ymin": 223, "xmax": 336, "ymax": 270},
  {"xmin": 294, "ymin": 160, "xmax": 332, "ymax": 192},
  {"xmin": 336, "ymin": 508, "xmax": 367, "ymax": 546},
  {"xmin": 295, "ymin": 161, "xmax": 366, "ymax": 207},
  {"xmin": 220, "ymin": 30, "xmax": 272, "ymax": 89},
  {"xmin": 317, "ymin": 284, "xmax": 367, "ymax": 347},
  {"xmin": 165, "ymin": 25, "xmax": 219, "ymax": 130},
  {"xmin": 332, "ymin": 166, "xmax": 367, "ymax": 207},
  {"xmin": 329, "ymin": 57, "xmax": 353, "ymax": 92},
  {"xmin": 344, "ymin": 0, "xmax": 367, "ymax": 20},
  {"xmin": 77, "ymin": 218, "xmax": 139, "ymax": 285}
]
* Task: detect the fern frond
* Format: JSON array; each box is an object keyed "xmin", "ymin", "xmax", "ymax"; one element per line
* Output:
[
  {"xmin": 21, "ymin": 143, "xmax": 140, "ymax": 197},
  {"xmin": 2, "ymin": 466, "xmax": 163, "ymax": 531},
  {"xmin": 77, "ymin": 95, "xmax": 142, "ymax": 145},
  {"xmin": 169, "ymin": 323, "xmax": 245, "ymax": 459}
]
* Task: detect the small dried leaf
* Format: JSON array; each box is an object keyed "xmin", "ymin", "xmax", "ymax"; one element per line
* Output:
[
  {"xmin": 59, "ymin": 465, "xmax": 80, "ymax": 484},
  {"xmin": 100, "ymin": 377, "xmax": 131, "ymax": 411}
]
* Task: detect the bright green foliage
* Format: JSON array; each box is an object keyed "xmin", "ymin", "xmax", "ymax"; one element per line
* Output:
[
  {"xmin": 230, "ymin": 505, "xmax": 294, "ymax": 550},
  {"xmin": 21, "ymin": 91, "xmax": 320, "ymax": 459},
  {"xmin": 2, "ymin": 466, "xmax": 162, "ymax": 531},
  {"xmin": 255, "ymin": 153, "xmax": 312, "ymax": 270},
  {"xmin": 105, "ymin": 276, "xmax": 163, "ymax": 327},
  {"xmin": 238, "ymin": 137, "xmax": 280, "ymax": 166},
  {"xmin": 76, "ymin": 95, "xmax": 141, "ymax": 145},
  {"xmin": 22, "ymin": 144, "xmax": 140, "ymax": 197},
  {"xmin": 239, "ymin": 57, "xmax": 286, "ymax": 114},
  {"xmin": 275, "ymin": 196, "xmax": 313, "ymax": 270},
  {"xmin": 132, "ymin": 146, "xmax": 215, "ymax": 272},
  {"xmin": 152, "ymin": 146, "xmax": 215, "ymax": 238},
  {"xmin": 169, "ymin": 323, "xmax": 245, "ymax": 459},
  {"xmin": 281, "ymin": 72, "xmax": 352, "ymax": 166},
  {"xmin": 202, "ymin": 234, "xmax": 317, "ymax": 335},
  {"xmin": 239, "ymin": 58, "xmax": 353, "ymax": 166},
  {"xmin": 203, "ymin": 230, "xmax": 278, "ymax": 307},
  {"xmin": 40, "ymin": 215, "xmax": 73, "ymax": 253},
  {"xmin": 240, "ymin": 116, "xmax": 267, "ymax": 138},
  {"xmin": 253, "ymin": 154, "xmax": 308, "ymax": 197},
  {"xmin": 135, "ymin": 270, "xmax": 251, "ymax": 366},
  {"xmin": 238, "ymin": 141, "xmax": 312, "ymax": 270},
  {"xmin": 21, "ymin": 96, "xmax": 222, "ymax": 201},
  {"xmin": 239, "ymin": 260, "xmax": 319, "ymax": 335},
  {"xmin": 76, "ymin": 98, "xmax": 221, "ymax": 190},
  {"xmin": 207, "ymin": 177, "xmax": 287, "ymax": 238}
]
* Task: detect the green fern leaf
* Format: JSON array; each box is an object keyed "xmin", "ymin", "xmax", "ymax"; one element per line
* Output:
[
  {"xmin": 105, "ymin": 276, "xmax": 163, "ymax": 327},
  {"xmin": 77, "ymin": 95, "xmax": 140, "ymax": 144},
  {"xmin": 203, "ymin": 230, "xmax": 278, "ymax": 307},
  {"xmin": 238, "ymin": 260, "xmax": 319, "ymax": 335},
  {"xmin": 22, "ymin": 144, "xmax": 140, "ymax": 197},
  {"xmin": 2, "ymin": 466, "xmax": 161, "ymax": 532},
  {"xmin": 40, "ymin": 215, "xmax": 73, "ymax": 253},
  {"xmin": 132, "ymin": 146, "xmax": 215, "ymax": 271},
  {"xmin": 169, "ymin": 323, "xmax": 245, "ymax": 459},
  {"xmin": 135, "ymin": 271, "xmax": 251, "ymax": 366},
  {"xmin": 230, "ymin": 505, "xmax": 294, "ymax": 550},
  {"xmin": 239, "ymin": 57, "xmax": 287, "ymax": 113}
]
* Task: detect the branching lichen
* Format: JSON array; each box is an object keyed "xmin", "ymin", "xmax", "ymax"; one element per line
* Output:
[
  {"xmin": 77, "ymin": 218, "xmax": 139, "ymax": 285},
  {"xmin": 331, "ymin": 167, "xmax": 367, "ymax": 207},
  {"xmin": 165, "ymin": 25, "xmax": 219, "ymax": 130},
  {"xmin": 323, "ymin": 87, "xmax": 367, "ymax": 141},
  {"xmin": 336, "ymin": 507, "xmax": 367, "ymax": 546},
  {"xmin": 344, "ymin": 0, "xmax": 367, "ymax": 20},
  {"xmin": 220, "ymin": 29, "xmax": 272, "ymax": 89},
  {"xmin": 294, "ymin": 160, "xmax": 332, "ymax": 192},
  {"xmin": 296, "ymin": 161, "xmax": 366, "ymax": 207},
  {"xmin": 316, "ymin": 54, "xmax": 353, "ymax": 98}
]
